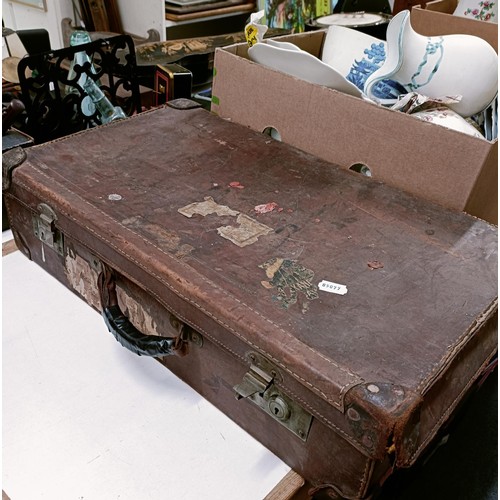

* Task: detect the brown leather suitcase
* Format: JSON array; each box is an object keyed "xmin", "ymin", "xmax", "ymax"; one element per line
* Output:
[{"xmin": 3, "ymin": 101, "xmax": 497, "ymax": 499}]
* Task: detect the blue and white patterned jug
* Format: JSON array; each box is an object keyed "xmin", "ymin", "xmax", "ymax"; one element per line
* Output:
[{"xmin": 364, "ymin": 10, "xmax": 498, "ymax": 117}]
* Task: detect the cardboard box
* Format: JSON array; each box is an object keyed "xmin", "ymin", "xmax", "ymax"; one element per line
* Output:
[
  {"xmin": 411, "ymin": 0, "xmax": 498, "ymax": 52},
  {"xmin": 211, "ymin": 30, "xmax": 498, "ymax": 224}
]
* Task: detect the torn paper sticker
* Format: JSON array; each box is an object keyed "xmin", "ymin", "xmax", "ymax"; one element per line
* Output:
[
  {"xmin": 178, "ymin": 197, "xmax": 239, "ymax": 218},
  {"xmin": 178, "ymin": 197, "xmax": 272, "ymax": 247},
  {"xmin": 218, "ymin": 214, "xmax": 273, "ymax": 247},
  {"xmin": 318, "ymin": 280, "xmax": 348, "ymax": 295}
]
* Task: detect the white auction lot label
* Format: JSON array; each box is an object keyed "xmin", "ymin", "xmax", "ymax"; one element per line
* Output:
[{"xmin": 318, "ymin": 280, "xmax": 348, "ymax": 295}]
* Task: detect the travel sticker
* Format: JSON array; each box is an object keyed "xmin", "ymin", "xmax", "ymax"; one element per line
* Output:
[{"xmin": 259, "ymin": 258, "xmax": 319, "ymax": 309}]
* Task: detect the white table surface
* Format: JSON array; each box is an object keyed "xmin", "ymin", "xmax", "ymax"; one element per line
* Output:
[{"xmin": 2, "ymin": 232, "xmax": 291, "ymax": 500}]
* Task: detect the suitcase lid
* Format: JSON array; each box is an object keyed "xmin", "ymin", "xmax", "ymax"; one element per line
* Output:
[{"xmin": 11, "ymin": 104, "xmax": 497, "ymax": 415}]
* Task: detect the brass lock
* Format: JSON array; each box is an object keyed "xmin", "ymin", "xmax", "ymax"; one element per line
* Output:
[
  {"xmin": 234, "ymin": 351, "xmax": 313, "ymax": 441},
  {"xmin": 268, "ymin": 395, "xmax": 290, "ymax": 421},
  {"xmin": 32, "ymin": 203, "xmax": 64, "ymax": 256}
]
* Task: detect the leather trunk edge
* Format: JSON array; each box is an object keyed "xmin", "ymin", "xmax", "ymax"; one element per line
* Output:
[{"xmin": 395, "ymin": 309, "xmax": 498, "ymax": 467}]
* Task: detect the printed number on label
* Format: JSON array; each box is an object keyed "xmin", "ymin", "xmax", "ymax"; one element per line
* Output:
[{"xmin": 318, "ymin": 280, "xmax": 348, "ymax": 295}]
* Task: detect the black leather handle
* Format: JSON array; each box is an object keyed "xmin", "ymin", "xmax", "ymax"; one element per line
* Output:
[
  {"xmin": 98, "ymin": 265, "xmax": 185, "ymax": 357},
  {"xmin": 102, "ymin": 304, "xmax": 178, "ymax": 356}
]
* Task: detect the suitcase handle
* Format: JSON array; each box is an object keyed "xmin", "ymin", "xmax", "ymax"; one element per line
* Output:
[{"xmin": 98, "ymin": 265, "xmax": 187, "ymax": 357}]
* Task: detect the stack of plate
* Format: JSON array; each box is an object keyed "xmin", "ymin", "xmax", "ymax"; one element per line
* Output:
[
  {"xmin": 306, "ymin": 11, "xmax": 391, "ymax": 39},
  {"xmin": 165, "ymin": 0, "xmax": 254, "ymax": 21}
]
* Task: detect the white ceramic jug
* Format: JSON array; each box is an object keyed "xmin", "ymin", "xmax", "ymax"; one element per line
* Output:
[{"xmin": 364, "ymin": 10, "xmax": 498, "ymax": 117}]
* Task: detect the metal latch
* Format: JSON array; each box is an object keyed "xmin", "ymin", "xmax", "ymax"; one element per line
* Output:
[
  {"xmin": 234, "ymin": 352, "xmax": 313, "ymax": 442},
  {"xmin": 32, "ymin": 203, "xmax": 64, "ymax": 255},
  {"xmin": 234, "ymin": 363, "xmax": 273, "ymax": 400}
]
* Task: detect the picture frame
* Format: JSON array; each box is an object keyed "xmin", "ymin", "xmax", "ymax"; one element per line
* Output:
[{"xmin": 9, "ymin": 0, "xmax": 47, "ymax": 11}]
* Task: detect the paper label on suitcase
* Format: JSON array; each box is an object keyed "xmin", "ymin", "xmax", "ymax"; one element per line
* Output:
[{"xmin": 318, "ymin": 280, "xmax": 348, "ymax": 295}]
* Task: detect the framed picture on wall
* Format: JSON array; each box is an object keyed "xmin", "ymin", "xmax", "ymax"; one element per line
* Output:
[{"xmin": 9, "ymin": 0, "xmax": 47, "ymax": 11}]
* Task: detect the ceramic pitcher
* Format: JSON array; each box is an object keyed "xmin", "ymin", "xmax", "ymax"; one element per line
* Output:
[{"xmin": 364, "ymin": 10, "xmax": 498, "ymax": 117}]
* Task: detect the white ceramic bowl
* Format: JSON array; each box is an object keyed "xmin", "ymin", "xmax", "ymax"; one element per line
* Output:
[
  {"xmin": 248, "ymin": 42, "xmax": 362, "ymax": 97},
  {"xmin": 412, "ymin": 107, "xmax": 485, "ymax": 139}
]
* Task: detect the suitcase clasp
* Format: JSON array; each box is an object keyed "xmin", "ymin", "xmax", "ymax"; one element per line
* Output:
[
  {"xmin": 32, "ymin": 203, "xmax": 64, "ymax": 256},
  {"xmin": 234, "ymin": 363, "xmax": 273, "ymax": 400},
  {"xmin": 234, "ymin": 352, "xmax": 313, "ymax": 441}
]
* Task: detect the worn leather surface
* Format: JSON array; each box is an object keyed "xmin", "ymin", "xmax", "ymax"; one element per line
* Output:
[{"xmin": 4, "ymin": 105, "xmax": 498, "ymax": 498}]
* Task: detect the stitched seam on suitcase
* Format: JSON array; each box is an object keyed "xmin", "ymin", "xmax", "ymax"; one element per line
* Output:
[
  {"xmin": 409, "ymin": 351, "xmax": 497, "ymax": 464},
  {"xmin": 14, "ymin": 173, "xmax": 362, "ymax": 408},
  {"xmin": 358, "ymin": 458, "xmax": 375, "ymax": 499},
  {"xmin": 415, "ymin": 299, "xmax": 498, "ymax": 395}
]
